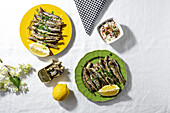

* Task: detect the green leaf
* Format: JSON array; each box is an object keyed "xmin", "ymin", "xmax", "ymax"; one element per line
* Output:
[
  {"xmin": 42, "ymin": 34, "xmax": 45, "ymax": 38},
  {"xmin": 52, "ymin": 11, "xmax": 54, "ymax": 14},
  {"xmin": 9, "ymin": 76, "xmax": 20, "ymax": 89},
  {"xmin": 37, "ymin": 10, "xmax": 40, "ymax": 14},
  {"xmin": 41, "ymin": 26, "xmax": 45, "ymax": 30},
  {"xmin": 38, "ymin": 26, "xmax": 41, "ymax": 29},
  {"xmin": 45, "ymin": 25, "xmax": 48, "ymax": 29},
  {"xmin": 97, "ymin": 69, "xmax": 102, "ymax": 73},
  {"xmin": 45, "ymin": 16, "xmax": 49, "ymax": 20},
  {"xmin": 41, "ymin": 15, "xmax": 44, "ymax": 20},
  {"xmin": 35, "ymin": 26, "xmax": 38, "ymax": 29},
  {"xmin": 48, "ymin": 29, "xmax": 51, "ymax": 32},
  {"xmin": 39, "ymin": 22, "xmax": 44, "ymax": 25},
  {"xmin": 90, "ymin": 75, "xmax": 94, "ymax": 82},
  {"xmin": 35, "ymin": 30, "xmax": 38, "ymax": 34}
]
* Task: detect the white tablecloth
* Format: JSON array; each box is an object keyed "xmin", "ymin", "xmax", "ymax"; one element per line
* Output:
[{"xmin": 0, "ymin": 0, "xmax": 170, "ymax": 113}]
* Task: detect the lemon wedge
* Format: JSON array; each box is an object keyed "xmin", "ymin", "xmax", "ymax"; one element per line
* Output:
[
  {"xmin": 29, "ymin": 43, "xmax": 50, "ymax": 57},
  {"xmin": 52, "ymin": 84, "xmax": 69, "ymax": 101},
  {"xmin": 98, "ymin": 84, "xmax": 120, "ymax": 96}
]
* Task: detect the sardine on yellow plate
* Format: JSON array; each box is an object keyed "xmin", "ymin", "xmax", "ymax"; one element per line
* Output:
[{"xmin": 20, "ymin": 4, "xmax": 72, "ymax": 57}]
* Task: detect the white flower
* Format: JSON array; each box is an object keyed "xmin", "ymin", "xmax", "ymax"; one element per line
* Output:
[
  {"xmin": 0, "ymin": 64, "xmax": 8, "ymax": 76},
  {"xmin": 3, "ymin": 83, "xmax": 9, "ymax": 89},
  {"xmin": 0, "ymin": 62, "xmax": 32, "ymax": 92},
  {"xmin": 0, "ymin": 74, "xmax": 6, "ymax": 81},
  {"xmin": 0, "ymin": 82, "xmax": 4, "ymax": 89},
  {"xmin": 12, "ymin": 86, "xmax": 19, "ymax": 92},
  {"xmin": 20, "ymin": 81, "xmax": 28, "ymax": 91}
]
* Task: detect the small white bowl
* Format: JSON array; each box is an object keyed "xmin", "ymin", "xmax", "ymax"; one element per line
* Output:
[{"xmin": 97, "ymin": 18, "xmax": 124, "ymax": 44}]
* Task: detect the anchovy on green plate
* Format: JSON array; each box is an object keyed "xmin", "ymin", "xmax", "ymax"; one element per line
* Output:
[{"xmin": 81, "ymin": 55, "xmax": 126, "ymax": 96}]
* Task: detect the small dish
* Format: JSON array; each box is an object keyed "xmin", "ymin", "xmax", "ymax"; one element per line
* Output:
[{"xmin": 97, "ymin": 18, "xmax": 123, "ymax": 44}]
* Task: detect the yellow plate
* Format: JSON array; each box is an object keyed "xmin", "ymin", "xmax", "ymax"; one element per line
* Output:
[{"xmin": 20, "ymin": 4, "xmax": 72, "ymax": 56}]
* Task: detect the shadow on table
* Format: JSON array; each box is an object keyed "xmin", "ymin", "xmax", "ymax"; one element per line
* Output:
[
  {"xmin": 110, "ymin": 25, "xmax": 137, "ymax": 53},
  {"xmin": 89, "ymin": 0, "xmax": 114, "ymax": 35},
  {"xmin": 59, "ymin": 90, "xmax": 77, "ymax": 111},
  {"xmin": 45, "ymin": 68, "xmax": 71, "ymax": 87},
  {"xmin": 0, "ymin": 88, "xmax": 29, "ymax": 97},
  {"xmin": 0, "ymin": 91, "xmax": 9, "ymax": 98},
  {"xmin": 38, "ymin": 15, "xmax": 76, "ymax": 62},
  {"xmin": 91, "ymin": 61, "xmax": 132, "ymax": 106}
]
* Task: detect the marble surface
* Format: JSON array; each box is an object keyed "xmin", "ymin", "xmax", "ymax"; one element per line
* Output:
[{"xmin": 0, "ymin": 0, "xmax": 169, "ymax": 113}]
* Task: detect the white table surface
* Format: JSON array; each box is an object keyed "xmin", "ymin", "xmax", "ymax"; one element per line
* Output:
[{"xmin": 0, "ymin": 0, "xmax": 170, "ymax": 113}]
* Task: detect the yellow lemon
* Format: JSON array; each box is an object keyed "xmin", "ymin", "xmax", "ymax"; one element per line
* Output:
[
  {"xmin": 52, "ymin": 84, "xmax": 69, "ymax": 101},
  {"xmin": 29, "ymin": 43, "xmax": 50, "ymax": 57},
  {"xmin": 98, "ymin": 84, "xmax": 120, "ymax": 96}
]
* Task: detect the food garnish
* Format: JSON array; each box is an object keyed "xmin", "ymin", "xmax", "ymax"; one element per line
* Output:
[
  {"xmin": 98, "ymin": 84, "xmax": 120, "ymax": 96},
  {"xmin": 38, "ymin": 59, "xmax": 64, "ymax": 83},
  {"xmin": 52, "ymin": 84, "xmax": 69, "ymax": 101},
  {"xmin": 0, "ymin": 59, "xmax": 32, "ymax": 92},
  {"xmin": 82, "ymin": 55, "xmax": 125, "ymax": 96},
  {"xmin": 29, "ymin": 42, "xmax": 50, "ymax": 57},
  {"xmin": 28, "ymin": 7, "xmax": 65, "ymax": 50},
  {"xmin": 99, "ymin": 19, "xmax": 120, "ymax": 43}
]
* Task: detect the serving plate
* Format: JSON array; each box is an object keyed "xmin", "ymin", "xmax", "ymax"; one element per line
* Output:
[
  {"xmin": 20, "ymin": 4, "xmax": 72, "ymax": 56},
  {"xmin": 75, "ymin": 50, "xmax": 127, "ymax": 102}
]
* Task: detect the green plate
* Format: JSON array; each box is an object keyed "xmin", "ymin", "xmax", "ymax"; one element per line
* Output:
[{"xmin": 75, "ymin": 50, "xmax": 127, "ymax": 102}]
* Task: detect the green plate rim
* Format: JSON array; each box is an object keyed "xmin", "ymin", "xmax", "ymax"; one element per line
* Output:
[{"xmin": 75, "ymin": 50, "xmax": 127, "ymax": 102}]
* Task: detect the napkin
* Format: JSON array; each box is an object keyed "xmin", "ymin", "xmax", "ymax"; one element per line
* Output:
[{"xmin": 74, "ymin": 0, "xmax": 106, "ymax": 35}]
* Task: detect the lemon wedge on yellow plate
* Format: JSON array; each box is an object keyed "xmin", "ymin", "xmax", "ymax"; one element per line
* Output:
[
  {"xmin": 52, "ymin": 84, "xmax": 69, "ymax": 101},
  {"xmin": 29, "ymin": 43, "xmax": 50, "ymax": 57},
  {"xmin": 98, "ymin": 84, "xmax": 120, "ymax": 96}
]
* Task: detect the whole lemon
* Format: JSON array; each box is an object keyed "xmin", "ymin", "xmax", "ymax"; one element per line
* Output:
[{"xmin": 52, "ymin": 84, "xmax": 69, "ymax": 101}]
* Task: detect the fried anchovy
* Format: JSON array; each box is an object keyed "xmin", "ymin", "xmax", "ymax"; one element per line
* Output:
[
  {"xmin": 82, "ymin": 67, "xmax": 98, "ymax": 91},
  {"xmin": 95, "ymin": 63, "xmax": 112, "ymax": 85},
  {"xmin": 28, "ymin": 36, "xmax": 58, "ymax": 49},
  {"xmin": 28, "ymin": 26, "xmax": 61, "ymax": 36},
  {"xmin": 82, "ymin": 72, "xmax": 96, "ymax": 96},
  {"xmin": 34, "ymin": 14, "xmax": 64, "ymax": 26},
  {"xmin": 89, "ymin": 68, "xmax": 107, "ymax": 87},
  {"xmin": 40, "ymin": 7, "xmax": 63, "ymax": 20},
  {"xmin": 32, "ymin": 23, "xmax": 61, "ymax": 32},
  {"xmin": 50, "ymin": 70, "xmax": 58, "ymax": 77},
  {"xmin": 32, "ymin": 31, "xmax": 60, "ymax": 41},
  {"xmin": 104, "ymin": 56, "xmax": 118, "ymax": 83},
  {"xmin": 54, "ymin": 67, "xmax": 64, "ymax": 72},
  {"xmin": 108, "ymin": 59, "xmax": 126, "ymax": 85},
  {"xmin": 98, "ymin": 58, "xmax": 115, "ymax": 85},
  {"xmin": 33, "ymin": 31, "xmax": 60, "ymax": 40},
  {"xmin": 87, "ymin": 68, "xmax": 101, "ymax": 90},
  {"xmin": 103, "ymin": 56, "xmax": 112, "ymax": 73},
  {"xmin": 36, "ymin": 8, "xmax": 59, "ymax": 22},
  {"xmin": 46, "ymin": 62, "xmax": 61, "ymax": 71},
  {"xmin": 32, "ymin": 15, "xmax": 61, "ymax": 28}
]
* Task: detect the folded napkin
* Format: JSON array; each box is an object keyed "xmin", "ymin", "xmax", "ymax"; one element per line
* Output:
[{"xmin": 74, "ymin": 0, "xmax": 106, "ymax": 35}]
